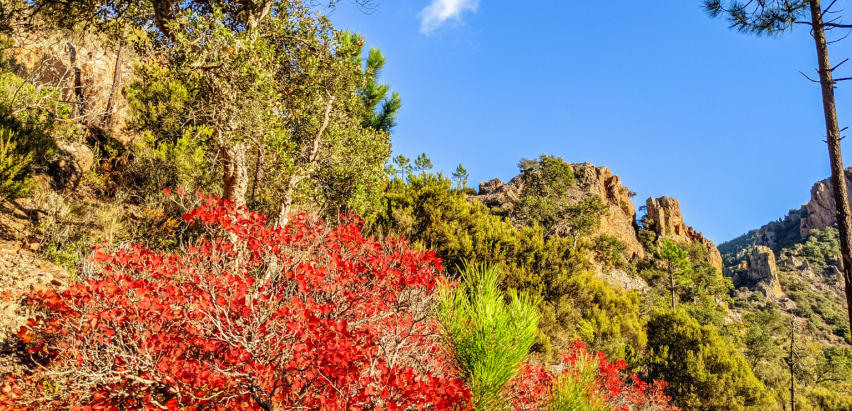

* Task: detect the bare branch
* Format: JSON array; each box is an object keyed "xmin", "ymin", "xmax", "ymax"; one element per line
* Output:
[{"xmin": 800, "ymin": 71, "xmax": 820, "ymax": 82}]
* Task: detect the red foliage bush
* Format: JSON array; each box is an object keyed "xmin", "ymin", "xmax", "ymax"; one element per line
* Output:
[
  {"xmin": 6, "ymin": 194, "xmax": 471, "ymax": 410},
  {"xmin": 505, "ymin": 340, "xmax": 678, "ymax": 411}
]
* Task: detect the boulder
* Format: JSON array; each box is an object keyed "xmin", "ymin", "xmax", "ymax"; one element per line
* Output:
[
  {"xmin": 52, "ymin": 141, "xmax": 94, "ymax": 189},
  {"xmin": 473, "ymin": 177, "xmax": 523, "ymax": 211},
  {"xmin": 478, "ymin": 178, "xmax": 503, "ymax": 195}
]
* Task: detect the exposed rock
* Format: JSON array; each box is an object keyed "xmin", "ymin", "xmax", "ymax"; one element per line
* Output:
[
  {"xmin": 599, "ymin": 268, "xmax": 649, "ymax": 292},
  {"xmin": 52, "ymin": 141, "xmax": 94, "ymax": 190},
  {"xmin": 800, "ymin": 260, "xmax": 816, "ymax": 278},
  {"xmin": 470, "ymin": 162, "xmax": 644, "ymax": 260},
  {"xmin": 0, "ymin": 240, "xmax": 69, "ymax": 348},
  {"xmin": 724, "ymin": 246, "xmax": 783, "ymax": 299},
  {"xmin": 572, "ymin": 164, "xmax": 644, "ymax": 260},
  {"xmin": 10, "ymin": 31, "xmax": 136, "ymax": 143},
  {"xmin": 474, "ymin": 177, "xmax": 524, "ymax": 212},
  {"xmin": 478, "ymin": 179, "xmax": 503, "ymax": 195},
  {"xmin": 645, "ymin": 196, "xmax": 723, "ymax": 272},
  {"xmin": 726, "ymin": 170, "xmax": 852, "ymax": 255},
  {"xmin": 799, "ymin": 173, "xmax": 852, "ymax": 237}
]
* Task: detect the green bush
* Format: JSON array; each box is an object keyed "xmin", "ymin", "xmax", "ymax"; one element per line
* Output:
[
  {"xmin": 439, "ymin": 262, "xmax": 540, "ymax": 411},
  {"xmin": 0, "ymin": 126, "xmax": 36, "ymax": 201},
  {"xmin": 372, "ymin": 172, "xmax": 648, "ymax": 360},
  {"xmin": 647, "ymin": 309, "xmax": 774, "ymax": 411}
]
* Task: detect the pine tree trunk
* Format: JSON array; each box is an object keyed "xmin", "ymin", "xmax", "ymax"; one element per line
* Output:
[
  {"xmin": 222, "ymin": 138, "xmax": 249, "ymax": 208},
  {"xmin": 670, "ymin": 270, "xmax": 676, "ymax": 310},
  {"xmin": 809, "ymin": 0, "xmax": 852, "ymax": 335},
  {"xmin": 790, "ymin": 319, "xmax": 795, "ymax": 411}
]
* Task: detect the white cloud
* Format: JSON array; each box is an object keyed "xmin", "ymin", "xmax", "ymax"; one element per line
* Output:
[{"xmin": 418, "ymin": 0, "xmax": 480, "ymax": 34}]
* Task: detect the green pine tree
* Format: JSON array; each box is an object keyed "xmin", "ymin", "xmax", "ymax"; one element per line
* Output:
[
  {"xmin": 703, "ymin": 0, "xmax": 852, "ymax": 339},
  {"xmin": 340, "ymin": 31, "xmax": 402, "ymax": 133}
]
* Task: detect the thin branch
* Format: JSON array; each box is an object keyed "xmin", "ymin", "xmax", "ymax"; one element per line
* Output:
[
  {"xmin": 824, "ymin": 0, "xmax": 840, "ymax": 15},
  {"xmin": 827, "ymin": 28, "xmax": 852, "ymax": 44},
  {"xmin": 800, "ymin": 71, "xmax": 820, "ymax": 82},
  {"xmin": 831, "ymin": 58, "xmax": 849, "ymax": 72}
]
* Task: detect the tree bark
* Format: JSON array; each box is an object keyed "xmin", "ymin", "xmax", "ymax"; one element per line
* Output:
[
  {"xmin": 670, "ymin": 269, "xmax": 676, "ymax": 310},
  {"xmin": 102, "ymin": 43, "xmax": 123, "ymax": 128},
  {"xmin": 809, "ymin": 0, "xmax": 852, "ymax": 335},
  {"xmin": 789, "ymin": 319, "xmax": 795, "ymax": 411},
  {"xmin": 222, "ymin": 138, "xmax": 249, "ymax": 208},
  {"xmin": 251, "ymin": 144, "xmax": 265, "ymax": 203}
]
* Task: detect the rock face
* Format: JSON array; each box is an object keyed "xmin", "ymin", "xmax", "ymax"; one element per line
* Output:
[
  {"xmin": 799, "ymin": 174, "xmax": 852, "ymax": 237},
  {"xmin": 572, "ymin": 164, "xmax": 644, "ymax": 261},
  {"xmin": 724, "ymin": 246, "xmax": 783, "ymax": 299},
  {"xmin": 52, "ymin": 141, "xmax": 95, "ymax": 189},
  {"xmin": 471, "ymin": 163, "xmax": 645, "ymax": 260},
  {"xmin": 725, "ymin": 171, "xmax": 852, "ymax": 255},
  {"xmin": 11, "ymin": 31, "xmax": 136, "ymax": 142},
  {"xmin": 476, "ymin": 177, "xmax": 524, "ymax": 212},
  {"xmin": 0, "ymin": 240, "xmax": 69, "ymax": 347},
  {"xmin": 645, "ymin": 196, "xmax": 723, "ymax": 272}
]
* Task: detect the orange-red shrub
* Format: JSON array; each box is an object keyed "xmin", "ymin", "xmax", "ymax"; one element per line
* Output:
[
  {"xmin": 7, "ymin": 193, "xmax": 471, "ymax": 410},
  {"xmin": 505, "ymin": 340, "xmax": 678, "ymax": 411}
]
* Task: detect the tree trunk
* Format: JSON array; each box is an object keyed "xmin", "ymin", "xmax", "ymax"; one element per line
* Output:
[
  {"xmin": 809, "ymin": 0, "xmax": 852, "ymax": 335},
  {"xmin": 670, "ymin": 270, "xmax": 676, "ymax": 310},
  {"xmin": 67, "ymin": 42, "xmax": 85, "ymax": 121},
  {"xmin": 251, "ymin": 144, "xmax": 265, "ymax": 203},
  {"xmin": 789, "ymin": 319, "xmax": 795, "ymax": 411},
  {"xmin": 102, "ymin": 44, "xmax": 123, "ymax": 128},
  {"xmin": 222, "ymin": 139, "xmax": 249, "ymax": 208},
  {"xmin": 277, "ymin": 176, "xmax": 298, "ymax": 228}
]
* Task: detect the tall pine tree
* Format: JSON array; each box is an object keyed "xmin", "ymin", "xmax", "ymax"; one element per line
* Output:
[
  {"xmin": 704, "ymin": 0, "xmax": 852, "ymax": 335},
  {"xmin": 341, "ymin": 31, "xmax": 402, "ymax": 133}
]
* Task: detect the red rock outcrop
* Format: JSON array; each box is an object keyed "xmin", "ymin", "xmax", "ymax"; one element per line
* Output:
[
  {"xmin": 723, "ymin": 245, "xmax": 783, "ymax": 299},
  {"xmin": 10, "ymin": 31, "xmax": 136, "ymax": 142},
  {"xmin": 645, "ymin": 196, "xmax": 723, "ymax": 272},
  {"xmin": 799, "ymin": 173, "xmax": 852, "ymax": 237}
]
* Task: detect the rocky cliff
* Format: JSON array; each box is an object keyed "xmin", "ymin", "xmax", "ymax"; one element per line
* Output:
[
  {"xmin": 722, "ymin": 170, "xmax": 852, "ymax": 255},
  {"xmin": 723, "ymin": 246, "xmax": 783, "ymax": 299},
  {"xmin": 471, "ymin": 162, "xmax": 727, "ymax": 272},
  {"xmin": 472, "ymin": 163, "xmax": 645, "ymax": 260},
  {"xmin": 645, "ymin": 196, "xmax": 724, "ymax": 272}
]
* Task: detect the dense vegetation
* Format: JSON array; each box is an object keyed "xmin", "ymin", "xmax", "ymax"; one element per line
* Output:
[{"xmin": 0, "ymin": 0, "xmax": 850, "ymax": 409}]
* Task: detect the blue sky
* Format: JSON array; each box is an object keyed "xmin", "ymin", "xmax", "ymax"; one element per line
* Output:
[{"xmin": 326, "ymin": 0, "xmax": 852, "ymax": 244}]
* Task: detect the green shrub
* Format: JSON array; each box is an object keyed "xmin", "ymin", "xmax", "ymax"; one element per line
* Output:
[
  {"xmin": 647, "ymin": 309, "xmax": 774, "ymax": 411},
  {"xmin": 439, "ymin": 262, "xmax": 541, "ymax": 411},
  {"xmin": 372, "ymin": 172, "xmax": 648, "ymax": 360},
  {"xmin": 0, "ymin": 126, "xmax": 36, "ymax": 200}
]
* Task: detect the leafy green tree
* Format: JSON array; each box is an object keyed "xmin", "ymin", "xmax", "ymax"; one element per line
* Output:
[
  {"xmin": 514, "ymin": 154, "xmax": 575, "ymax": 232},
  {"xmin": 743, "ymin": 308, "xmax": 787, "ymax": 368},
  {"xmin": 704, "ymin": 0, "xmax": 852, "ymax": 337},
  {"xmin": 563, "ymin": 196, "xmax": 609, "ymax": 247},
  {"xmin": 659, "ymin": 239, "xmax": 693, "ymax": 310},
  {"xmin": 439, "ymin": 262, "xmax": 541, "ymax": 411},
  {"xmin": 127, "ymin": 5, "xmax": 390, "ymax": 221},
  {"xmin": 647, "ymin": 309, "xmax": 774, "ymax": 411},
  {"xmin": 340, "ymin": 31, "xmax": 402, "ymax": 133}
]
